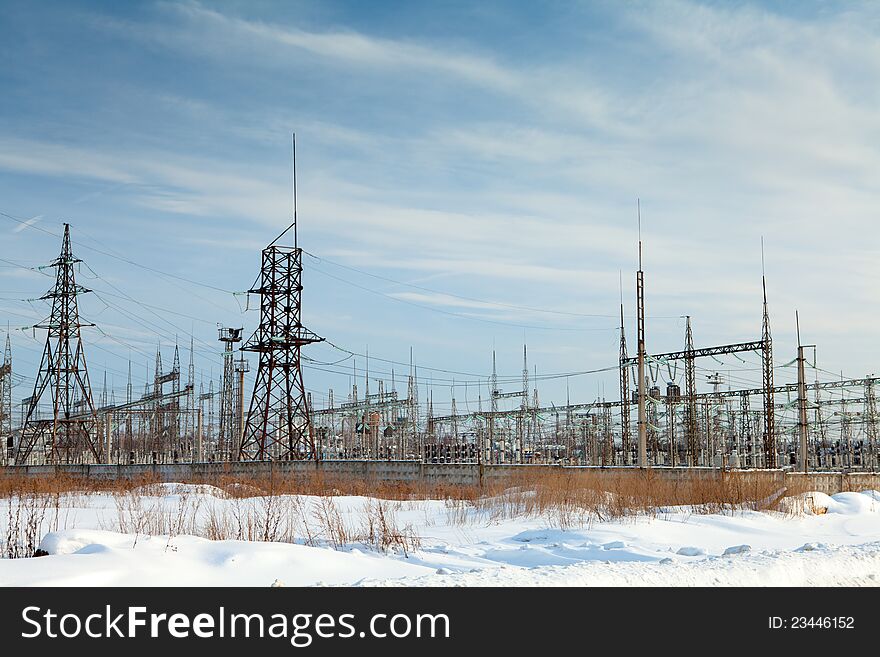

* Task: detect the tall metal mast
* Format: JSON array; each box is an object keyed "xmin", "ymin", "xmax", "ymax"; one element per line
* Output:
[
  {"xmin": 521, "ymin": 344, "xmax": 529, "ymax": 463},
  {"xmin": 761, "ymin": 241, "xmax": 776, "ymax": 467},
  {"xmin": 684, "ymin": 316, "xmax": 698, "ymax": 465},
  {"xmin": 636, "ymin": 201, "xmax": 648, "ymax": 467},
  {"xmin": 490, "ymin": 350, "xmax": 498, "ymax": 463}
]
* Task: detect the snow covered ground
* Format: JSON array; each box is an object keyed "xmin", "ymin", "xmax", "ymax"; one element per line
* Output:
[{"xmin": 1, "ymin": 486, "xmax": 879, "ymax": 586}]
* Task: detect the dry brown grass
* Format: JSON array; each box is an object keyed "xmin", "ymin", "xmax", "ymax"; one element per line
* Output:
[
  {"xmin": 0, "ymin": 468, "xmax": 803, "ymax": 510},
  {"xmin": 205, "ymin": 472, "xmax": 483, "ymax": 502},
  {"xmin": 442, "ymin": 469, "xmax": 805, "ymax": 528},
  {"xmin": 1, "ymin": 467, "xmax": 806, "ymax": 558},
  {"xmin": 0, "ymin": 471, "xmax": 163, "ymax": 498}
]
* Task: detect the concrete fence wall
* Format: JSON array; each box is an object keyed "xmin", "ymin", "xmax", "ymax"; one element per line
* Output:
[{"xmin": 3, "ymin": 461, "xmax": 880, "ymax": 494}]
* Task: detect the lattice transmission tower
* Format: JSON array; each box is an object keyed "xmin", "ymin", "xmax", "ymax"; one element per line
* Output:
[
  {"xmin": 618, "ymin": 303, "xmax": 630, "ymax": 465},
  {"xmin": 16, "ymin": 224, "xmax": 101, "ymax": 464},
  {"xmin": 218, "ymin": 326, "xmax": 242, "ymax": 459},
  {"xmin": 1, "ymin": 333, "xmax": 12, "ymax": 461},
  {"xmin": 239, "ymin": 136, "xmax": 324, "ymax": 460}
]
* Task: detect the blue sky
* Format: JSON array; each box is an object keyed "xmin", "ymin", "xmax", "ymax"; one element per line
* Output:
[{"xmin": 0, "ymin": 0, "xmax": 878, "ymax": 416}]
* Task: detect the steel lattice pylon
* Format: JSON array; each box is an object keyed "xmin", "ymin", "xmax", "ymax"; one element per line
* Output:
[
  {"xmin": 238, "ymin": 245, "xmax": 323, "ymax": 460},
  {"xmin": 218, "ymin": 326, "xmax": 243, "ymax": 459},
  {"xmin": 1, "ymin": 333, "xmax": 12, "ymax": 461},
  {"xmin": 16, "ymin": 224, "xmax": 101, "ymax": 465},
  {"xmin": 618, "ymin": 304, "xmax": 630, "ymax": 465}
]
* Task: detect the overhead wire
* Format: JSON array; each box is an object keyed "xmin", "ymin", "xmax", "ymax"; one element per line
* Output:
[{"xmin": 3, "ymin": 207, "xmax": 871, "ymax": 420}]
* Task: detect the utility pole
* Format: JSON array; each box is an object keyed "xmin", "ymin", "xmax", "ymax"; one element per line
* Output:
[
  {"xmin": 125, "ymin": 361, "xmax": 132, "ymax": 460},
  {"xmin": 450, "ymin": 384, "xmax": 459, "ymax": 462},
  {"xmin": 707, "ymin": 373, "xmax": 723, "ymax": 466},
  {"xmin": 684, "ymin": 316, "xmax": 698, "ymax": 465},
  {"xmin": 364, "ymin": 352, "xmax": 371, "ymax": 458},
  {"xmin": 171, "ymin": 343, "xmax": 181, "ymax": 460},
  {"xmin": 795, "ymin": 312, "xmax": 814, "ymax": 473},
  {"xmin": 184, "ymin": 337, "xmax": 195, "ymax": 458},
  {"xmin": 565, "ymin": 379, "xmax": 573, "ymax": 464},
  {"xmin": 426, "ymin": 390, "xmax": 434, "ymax": 459},
  {"xmin": 490, "ymin": 350, "xmax": 498, "ymax": 464},
  {"xmin": 531, "ymin": 371, "xmax": 539, "ymax": 463},
  {"xmin": 636, "ymin": 200, "xmax": 648, "ymax": 468},
  {"xmin": 794, "ymin": 310, "xmax": 808, "ymax": 472},
  {"xmin": 476, "ymin": 392, "xmax": 483, "ymax": 465},
  {"xmin": 105, "ymin": 410, "xmax": 113, "ymax": 465},
  {"xmin": 407, "ymin": 349, "xmax": 418, "ymax": 460},
  {"xmin": 196, "ymin": 406, "xmax": 203, "ymax": 462},
  {"xmin": 414, "ymin": 362, "xmax": 422, "ymax": 461},
  {"xmin": 234, "ymin": 355, "xmax": 249, "ymax": 460},
  {"xmin": 327, "ymin": 387, "xmax": 336, "ymax": 458}
]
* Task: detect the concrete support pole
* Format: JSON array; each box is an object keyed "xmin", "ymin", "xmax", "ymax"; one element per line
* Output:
[
  {"xmin": 797, "ymin": 346, "xmax": 808, "ymax": 472},
  {"xmin": 236, "ymin": 366, "xmax": 246, "ymax": 459},
  {"xmin": 795, "ymin": 313, "xmax": 813, "ymax": 473},
  {"xmin": 196, "ymin": 407, "xmax": 203, "ymax": 463},
  {"xmin": 105, "ymin": 411, "xmax": 113, "ymax": 465}
]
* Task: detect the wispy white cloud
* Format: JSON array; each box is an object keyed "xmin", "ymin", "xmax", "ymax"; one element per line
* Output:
[
  {"xmin": 0, "ymin": 136, "xmax": 286, "ymax": 227},
  {"xmin": 388, "ymin": 291, "xmax": 512, "ymax": 312},
  {"xmin": 92, "ymin": 1, "xmax": 519, "ymax": 91},
  {"xmin": 11, "ymin": 215, "xmax": 42, "ymax": 233},
  {"xmin": 3, "ymin": 0, "xmax": 880, "ymax": 396},
  {"xmin": 92, "ymin": 0, "xmax": 622, "ymax": 134}
]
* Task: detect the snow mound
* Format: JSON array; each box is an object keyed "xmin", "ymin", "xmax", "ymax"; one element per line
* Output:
[
  {"xmin": 512, "ymin": 529, "xmax": 569, "ymax": 543},
  {"xmin": 222, "ymin": 482, "xmax": 265, "ymax": 497},
  {"xmin": 723, "ymin": 544, "xmax": 751, "ymax": 556},
  {"xmin": 826, "ymin": 492, "xmax": 880, "ymax": 515},
  {"xmin": 131, "ymin": 483, "xmax": 228, "ymax": 498},
  {"xmin": 796, "ymin": 542, "xmax": 826, "ymax": 552},
  {"xmin": 24, "ymin": 529, "xmax": 435, "ymax": 586},
  {"xmin": 39, "ymin": 529, "xmax": 135, "ymax": 555},
  {"xmin": 360, "ymin": 542, "xmax": 880, "ymax": 587},
  {"xmin": 676, "ymin": 546, "xmax": 706, "ymax": 557},
  {"xmin": 780, "ymin": 490, "xmax": 880, "ymax": 515}
]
